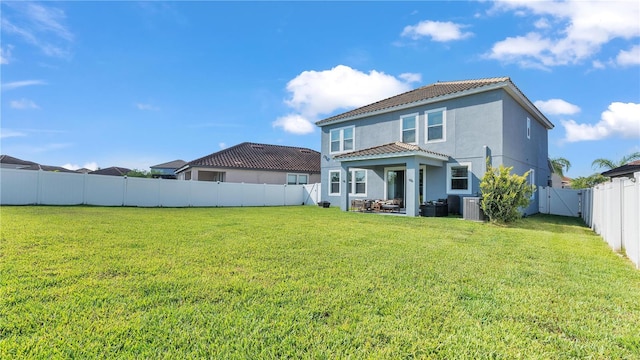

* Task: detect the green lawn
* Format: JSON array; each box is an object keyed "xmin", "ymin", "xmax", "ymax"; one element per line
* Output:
[{"xmin": 1, "ymin": 206, "xmax": 639, "ymax": 359}]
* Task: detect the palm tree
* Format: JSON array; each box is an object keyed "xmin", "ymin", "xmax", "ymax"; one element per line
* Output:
[
  {"xmin": 592, "ymin": 152, "xmax": 640, "ymax": 171},
  {"xmin": 550, "ymin": 157, "xmax": 571, "ymax": 177}
]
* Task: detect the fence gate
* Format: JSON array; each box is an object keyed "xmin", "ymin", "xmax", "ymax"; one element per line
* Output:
[{"xmin": 538, "ymin": 186, "xmax": 581, "ymax": 217}]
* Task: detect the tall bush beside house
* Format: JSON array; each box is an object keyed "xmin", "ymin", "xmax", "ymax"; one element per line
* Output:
[{"xmin": 480, "ymin": 160, "xmax": 535, "ymax": 223}]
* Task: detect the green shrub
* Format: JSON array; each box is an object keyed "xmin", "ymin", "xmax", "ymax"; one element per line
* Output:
[{"xmin": 480, "ymin": 160, "xmax": 534, "ymax": 223}]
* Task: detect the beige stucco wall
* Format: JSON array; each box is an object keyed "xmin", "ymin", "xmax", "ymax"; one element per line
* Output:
[{"xmin": 177, "ymin": 167, "xmax": 320, "ymax": 185}]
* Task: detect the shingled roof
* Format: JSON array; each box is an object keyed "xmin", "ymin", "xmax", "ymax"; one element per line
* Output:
[
  {"xmin": 90, "ymin": 167, "xmax": 132, "ymax": 176},
  {"xmin": 334, "ymin": 142, "xmax": 449, "ymax": 161},
  {"xmin": 0, "ymin": 154, "xmax": 76, "ymax": 172},
  {"xmin": 178, "ymin": 142, "xmax": 320, "ymax": 173},
  {"xmin": 601, "ymin": 160, "xmax": 640, "ymax": 178},
  {"xmin": 315, "ymin": 77, "xmax": 553, "ymax": 129},
  {"xmin": 150, "ymin": 160, "xmax": 187, "ymax": 169}
]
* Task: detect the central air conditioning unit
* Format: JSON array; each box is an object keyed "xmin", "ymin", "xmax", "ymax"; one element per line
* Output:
[{"xmin": 463, "ymin": 197, "xmax": 486, "ymax": 221}]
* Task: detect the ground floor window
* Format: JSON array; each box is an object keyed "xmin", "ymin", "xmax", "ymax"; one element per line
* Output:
[
  {"xmin": 199, "ymin": 171, "xmax": 225, "ymax": 182},
  {"xmin": 347, "ymin": 169, "xmax": 367, "ymax": 196},
  {"xmin": 529, "ymin": 168, "xmax": 535, "ymax": 200},
  {"xmin": 287, "ymin": 173, "xmax": 309, "ymax": 185},
  {"xmin": 447, "ymin": 162, "xmax": 472, "ymax": 194},
  {"xmin": 329, "ymin": 170, "xmax": 340, "ymax": 195}
]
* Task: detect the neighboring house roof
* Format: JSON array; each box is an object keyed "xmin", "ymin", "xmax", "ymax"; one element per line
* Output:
[
  {"xmin": 334, "ymin": 142, "xmax": 449, "ymax": 162},
  {"xmin": 150, "ymin": 159, "xmax": 187, "ymax": 169},
  {"xmin": 177, "ymin": 142, "xmax": 321, "ymax": 174},
  {"xmin": 315, "ymin": 77, "xmax": 553, "ymax": 129},
  {"xmin": 0, "ymin": 154, "xmax": 75, "ymax": 172},
  {"xmin": 601, "ymin": 160, "xmax": 640, "ymax": 178},
  {"xmin": 90, "ymin": 167, "xmax": 132, "ymax": 176},
  {"xmin": 0, "ymin": 154, "xmax": 38, "ymax": 168},
  {"xmin": 38, "ymin": 165, "xmax": 77, "ymax": 173}
]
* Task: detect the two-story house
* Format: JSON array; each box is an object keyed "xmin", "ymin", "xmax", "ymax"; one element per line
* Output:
[{"xmin": 315, "ymin": 77, "xmax": 554, "ymax": 217}]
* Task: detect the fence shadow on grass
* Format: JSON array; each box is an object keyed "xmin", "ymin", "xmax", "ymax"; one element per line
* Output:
[{"xmin": 505, "ymin": 214, "xmax": 593, "ymax": 235}]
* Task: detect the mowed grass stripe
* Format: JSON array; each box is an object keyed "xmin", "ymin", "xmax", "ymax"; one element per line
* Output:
[{"xmin": 1, "ymin": 206, "xmax": 639, "ymax": 359}]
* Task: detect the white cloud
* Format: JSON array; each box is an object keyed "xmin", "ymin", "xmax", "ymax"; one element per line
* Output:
[
  {"xmin": 616, "ymin": 45, "xmax": 640, "ymax": 66},
  {"xmin": 273, "ymin": 114, "xmax": 315, "ymax": 135},
  {"xmin": 399, "ymin": 72, "xmax": 422, "ymax": 83},
  {"xmin": 1, "ymin": 2, "xmax": 73, "ymax": 59},
  {"xmin": 0, "ymin": 45, "xmax": 13, "ymax": 64},
  {"xmin": 62, "ymin": 162, "xmax": 98, "ymax": 171},
  {"xmin": 401, "ymin": 20, "xmax": 473, "ymax": 42},
  {"xmin": 284, "ymin": 65, "xmax": 419, "ymax": 117},
  {"xmin": 0, "ymin": 128, "xmax": 27, "ymax": 139},
  {"xmin": 533, "ymin": 18, "xmax": 551, "ymax": 29},
  {"xmin": 275, "ymin": 65, "xmax": 421, "ymax": 135},
  {"xmin": 562, "ymin": 102, "xmax": 640, "ymax": 142},
  {"xmin": 135, "ymin": 103, "xmax": 159, "ymax": 111},
  {"xmin": 486, "ymin": 32, "xmax": 554, "ymax": 69},
  {"xmin": 219, "ymin": 142, "xmax": 227, "ymax": 149},
  {"xmin": 10, "ymin": 98, "xmax": 39, "ymax": 109},
  {"xmin": 534, "ymin": 99, "xmax": 580, "ymax": 115},
  {"xmin": 1, "ymin": 80, "xmax": 47, "ymax": 91},
  {"xmin": 487, "ymin": 0, "xmax": 640, "ymax": 68}
]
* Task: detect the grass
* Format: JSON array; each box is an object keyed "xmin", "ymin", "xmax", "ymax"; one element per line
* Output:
[{"xmin": 1, "ymin": 206, "xmax": 639, "ymax": 359}]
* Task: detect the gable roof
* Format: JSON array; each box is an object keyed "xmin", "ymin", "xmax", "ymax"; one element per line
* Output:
[
  {"xmin": 90, "ymin": 167, "xmax": 131, "ymax": 176},
  {"xmin": 150, "ymin": 159, "xmax": 187, "ymax": 169},
  {"xmin": 334, "ymin": 142, "xmax": 449, "ymax": 161},
  {"xmin": 177, "ymin": 142, "xmax": 321, "ymax": 174},
  {"xmin": 315, "ymin": 77, "xmax": 553, "ymax": 129},
  {"xmin": 0, "ymin": 154, "xmax": 37, "ymax": 167},
  {"xmin": 601, "ymin": 160, "xmax": 640, "ymax": 178},
  {"xmin": 0, "ymin": 154, "xmax": 75, "ymax": 172}
]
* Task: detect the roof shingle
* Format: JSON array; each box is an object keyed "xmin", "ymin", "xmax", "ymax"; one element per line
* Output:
[
  {"xmin": 601, "ymin": 160, "xmax": 640, "ymax": 178},
  {"xmin": 181, "ymin": 142, "xmax": 320, "ymax": 173},
  {"xmin": 334, "ymin": 142, "xmax": 449, "ymax": 160},
  {"xmin": 315, "ymin": 77, "xmax": 551, "ymax": 128}
]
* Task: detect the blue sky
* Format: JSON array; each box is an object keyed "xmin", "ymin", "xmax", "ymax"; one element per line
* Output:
[{"xmin": 1, "ymin": 1, "xmax": 639, "ymax": 178}]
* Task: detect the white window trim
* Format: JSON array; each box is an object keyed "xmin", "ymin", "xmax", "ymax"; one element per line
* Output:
[
  {"xmin": 400, "ymin": 113, "xmax": 419, "ymax": 144},
  {"xmin": 529, "ymin": 168, "xmax": 535, "ymax": 200},
  {"xmin": 527, "ymin": 117, "xmax": 531, "ymax": 140},
  {"xmin": 446, "ymin": 162, "xmax": 472, "ymax": 195},
  {"xmin": 425, "ymin": 107, "xmax": 446, "ymax": 143},
  {"xmin": 383, "ymin": 166, "xmax": 404, "ymax": 201},
  {"xmin": 329, "ymin": 170, "xmax": 341, "ymax": 196},
  {"xmin": 329, "ymin": 126, "xmax": 355, "ymax": 154},
  {"xmin": 347, "ymin": 168, "xmax": 368, "ymax": 197},
  {"xmin": 287, "ymin": 173, "xmax": 309, "ymax": 185}
]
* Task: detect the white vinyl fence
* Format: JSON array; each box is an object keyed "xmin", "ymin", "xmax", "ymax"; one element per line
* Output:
[
  {"xmin": 585, "ymin": 173, "xmax": 640, "ymax": 269},
  {"xmin": 538, "ymin": 186, "xmax": 582, "ymax": 217},
  {"xmin": 0, "ymin": 168, "xmax": 321, "ymax": 207}
]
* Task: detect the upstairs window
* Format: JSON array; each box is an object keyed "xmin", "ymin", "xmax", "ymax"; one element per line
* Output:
[
  {"xmin": 527, "ymin": 117, "xmax": 531, "ymax": 139},
  {"xmin": 330, "ymin": 126, "xmax": 354, "ymax": 153},
  {"xmin": 426, "ymin": 108, "xmax": 446, "ymax": 142},
  {"xmin": 401, "ymin": 114, "xmax": 417, "ymax": 143}
]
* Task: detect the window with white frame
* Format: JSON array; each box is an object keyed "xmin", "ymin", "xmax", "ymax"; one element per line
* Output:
[
  {"xmin": 347, "ymin": 169, "xmax": 367, "ymax": 196},
  {"xmin": 526, "ymin": 117, "xmax": 531, "ymax": 139},
  {"xmin": 446, "ymin": 162, "xmax": 472, "ymax": 194},
  {"xmin": 426, "ymin": 108, "xmax": 446, "ymax": 142},
  {"xmin": 401, "ymin": 114, "xmax": 417, "ymax": 143},
  {"xmin": 287, "ymin": 173, "xmax": 309, "ymax": 185},
  {"xmin": 528, "ymin": 168, "xmax": 535, "ymax": 200},
  {"xmin": 329, "ymin": 170, "xmax": 341, "ymax": 195},
  {"xmin": 330, "ymin": 126, "xmax": 354, "ymax": 153}
]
